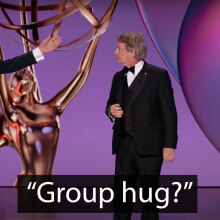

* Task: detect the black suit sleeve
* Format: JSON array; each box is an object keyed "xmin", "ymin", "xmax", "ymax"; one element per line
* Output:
[
  {"xmin": 159, "ymin": 70, "xmax": 178, "ymax": 148},
  {"xmin": 105, "ymin": 74, "xmax": 117, "ymax": 122},
  {"xmin": 0, "ymin": 51, "xmax": 37, "ymax": 74}
]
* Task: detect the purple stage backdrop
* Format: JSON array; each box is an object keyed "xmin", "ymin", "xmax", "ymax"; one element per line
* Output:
[{"xmin": 0, "ymin": 0, "xmax": 219, "ymax": 187}]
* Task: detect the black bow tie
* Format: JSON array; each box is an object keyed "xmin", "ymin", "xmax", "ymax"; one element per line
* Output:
[{"xmin": 123, "ymin": 66, "xmax": 135, "ymax": 74}]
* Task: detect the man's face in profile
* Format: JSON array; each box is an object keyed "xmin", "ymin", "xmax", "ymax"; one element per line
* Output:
[{"xmin": 115, "ymin": 42, "xmax": 133, "ymax": 66}]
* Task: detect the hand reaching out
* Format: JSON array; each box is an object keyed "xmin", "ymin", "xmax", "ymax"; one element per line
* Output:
[{"xmin": 39, "ymin": 35, "xmax": 62, "ymax": 54}]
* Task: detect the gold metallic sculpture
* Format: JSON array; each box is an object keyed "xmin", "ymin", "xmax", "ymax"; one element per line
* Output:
[{"xmin": 0, "ymin": 0, "xmax": 117, "ymax": 185}]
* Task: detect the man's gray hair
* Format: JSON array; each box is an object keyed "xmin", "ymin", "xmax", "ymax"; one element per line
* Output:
[{"xmin": 117, "ymin": 31, "xmax": 147, "ymax": 61}]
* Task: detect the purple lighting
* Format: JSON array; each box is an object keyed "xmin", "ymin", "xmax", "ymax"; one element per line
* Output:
[{"xmin": 178, "ymin": 0, "xmax": 220, "ymax": 152}]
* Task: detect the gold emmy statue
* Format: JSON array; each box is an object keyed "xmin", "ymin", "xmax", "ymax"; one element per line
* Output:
[{"xmin": 0, "ymin": 0, "xmax": 118, "ymax": 185}]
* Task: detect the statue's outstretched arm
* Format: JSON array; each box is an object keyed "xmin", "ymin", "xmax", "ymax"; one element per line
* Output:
[
  {"xmin": 0, "ymin": 45, "xmax": 14, "ymax": 119},
  {"xmin": 49, "ymin": 31, "xmax": 100, "ymax": 114},
  {"xmin": 49, "ymin": 0, "xmax": 118, "ymax": 114}
]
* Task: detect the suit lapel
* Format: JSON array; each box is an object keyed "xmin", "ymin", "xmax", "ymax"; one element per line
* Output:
[{"xmin": 127, "ymin": 62, "xmax": 150, "ymax": 106}]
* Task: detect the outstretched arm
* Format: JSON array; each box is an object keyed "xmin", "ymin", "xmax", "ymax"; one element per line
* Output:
[
  {"xmin": 0, "ymin": 36, "xmax": 61, "ymax": 75},
  {"xmin": 0, "ymin": 52, "xmax": 37, "ymax": 74},
  {"xmin": 49, "ymin": 0, "xmax": 118, "ymax": 114}
]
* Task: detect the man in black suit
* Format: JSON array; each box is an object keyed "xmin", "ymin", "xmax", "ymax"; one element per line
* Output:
[
  {"xmin": 106, "ymin": 32, "xmax": 177, "ymax": 220},
  {"xmin": 0, "ymin": 35, "xmax": 61, "ymax": 74}
]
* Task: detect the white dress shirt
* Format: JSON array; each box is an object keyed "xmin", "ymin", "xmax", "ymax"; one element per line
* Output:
[
  {"xmin": 109, "ymin": 60, "xmax": 144, "ymax": 121},
  {"xmin": 126, "ymin": 60, "xmax": 144, "ymax": 87},
  {"xmin": 32, "ymin": 47, "xmax": 44, "ymax": 62}
]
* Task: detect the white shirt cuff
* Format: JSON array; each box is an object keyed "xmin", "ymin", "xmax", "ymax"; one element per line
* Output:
[
  {"xmin": 109, "ymin": 112, "xmax": 115, "ymax": 121},
  {"xmin": 32, "ymin": 47, "xmax": 44, "ymax": 62}
]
